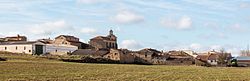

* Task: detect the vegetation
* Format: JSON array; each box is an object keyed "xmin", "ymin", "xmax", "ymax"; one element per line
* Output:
[{"xmin": 1, "ymin": 53, "xmax": 250, "ymax": 81}]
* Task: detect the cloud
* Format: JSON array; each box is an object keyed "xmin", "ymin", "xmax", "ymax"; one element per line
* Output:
[
  {"xmin": 229, "ymin": 23, "xmax": 247, "ymax": 32},
  {"xmin": 77, "ymin": 0, "xmax": 111, "ymax": 4},
  {"xmin": 209, "ymin": 45, "xmax": 222, "ymax": 50},
  {"xmin": 111, "ymin": 10, "xmax": 144, "ymax": 24},
  {"xmin": 80, "ymin": 28, "xmax": 97, "ymax": 34},
  {"xmin": 120, "ymin": 40, "xmax": 143, "ymax": 50},
  {"xmin": 240, "ymin": 3, "xmax": 250, "ymax": 8},
  {"xmin": 161, "ymin": 16, "xmax": 193, "ymax": 30},
  {"xmin": 28, "ymin": 20, "xmax": 74, "ymax": 36},
  {"xmin": 190, "ymin": 43, "xmax": 202, "ymax": 50},
  {"xmin": 199, "ymin": 33, "xmax": 228, "ymax": 40}
]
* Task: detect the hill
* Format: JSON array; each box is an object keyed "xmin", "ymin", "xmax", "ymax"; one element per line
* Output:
[{"xmin": 0, "ymin": 53, "xmax": 250, "ymax": 81}]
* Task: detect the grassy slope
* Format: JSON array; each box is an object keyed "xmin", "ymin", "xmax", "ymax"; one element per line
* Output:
[{"xmin": 1, "ymin": 54, "xmax": 250, "ymax": 81}]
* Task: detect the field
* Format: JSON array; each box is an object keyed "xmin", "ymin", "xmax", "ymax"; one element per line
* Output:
[{"xmin": 1, "ymin": 54, "xmax": 250, "ymax": 81}]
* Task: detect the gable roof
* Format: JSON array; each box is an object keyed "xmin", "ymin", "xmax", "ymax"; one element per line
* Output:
[
  {"xmin": 207, "ymin": 54, "xmax": 218, "ymax": 60},
  {"xmin": 0, "ymin": 41, "xmax": 45, "ymax": 45},
  {"xmin": 72, "ymin": 49, "xmax": 109, "ymax": 56},
  {"xmin": 196, "ymin": 54, "xmax": 209, "ymax": 61},
  {"xmin": 90, "ymin": 36, "xmax": 111, "ymax": 40},
  {"xmin": 55, "ymin": 35, "xmax": 78, "ymax": 39}
]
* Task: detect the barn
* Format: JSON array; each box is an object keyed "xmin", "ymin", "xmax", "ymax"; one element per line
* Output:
[
  {"xmin": 0, "ymin": 41, "xmax": 78, "ymax": 55},
  {"xmin": 0, "ymin": 41, "xmax": 45, "ymax": 55}
]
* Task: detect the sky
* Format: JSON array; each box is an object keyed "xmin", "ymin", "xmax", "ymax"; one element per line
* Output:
[{"xmin": 1, "ymin": 0, "xmax": 250, "ymax": 56}]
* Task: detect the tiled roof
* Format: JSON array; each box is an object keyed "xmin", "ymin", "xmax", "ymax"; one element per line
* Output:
[
  {"xmin": 0, "ymin": 41, "xmax": 43, "ymax": 45},
  {"xmin": 55, "ymin": 35, "xmax": 78, "ymax": 39}
]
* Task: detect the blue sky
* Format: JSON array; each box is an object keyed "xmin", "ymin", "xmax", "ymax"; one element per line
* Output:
[{"xmin": 1, "ymin": 0, "xmax": 250, "ymax": 56}]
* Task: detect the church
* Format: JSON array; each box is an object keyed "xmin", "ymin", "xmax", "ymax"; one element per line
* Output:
[{"xmin": 89, "ymin": 30, "xmax": 118, "ymax": 50}]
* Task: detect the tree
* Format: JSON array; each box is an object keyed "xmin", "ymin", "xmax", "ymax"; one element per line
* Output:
[
  {"xmin": 240, "ymin": 50, "xmax": 250, "ymax": 56},
  {"xmin": 217, "ymin": 48, "xmax": 231, "ymax": 65}
]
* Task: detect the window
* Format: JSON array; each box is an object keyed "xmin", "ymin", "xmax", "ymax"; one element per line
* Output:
[
  {"xmin": 55, "ymin": 50, "xmax": 58, "ymax": 52},
  {"xmin": 16, "ymin": 46, "xmax": 18, "ymax": 50},
  {"xmin": 114, "ymin": 53, "xmax": 117, "ymax": 55},
  {"xmin": 29, "ymin": 50, "xmax": 31, "ymax": 52},
  {"xmin": 24, "ymin": 47, "xmax": 26, "ymax": 50},
  {"xmin": 5, "ymin": 47, "xmax": 7, "ymax": 50},
  {"xmin": 145, "ymin": 54, "xmax": 147, "ymax": 58}
]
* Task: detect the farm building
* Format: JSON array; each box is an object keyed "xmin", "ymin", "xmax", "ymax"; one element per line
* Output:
[
  {"xmin": 0, "ymin": 41, "xmax": 78, "ymax": 55},
  {"xmin": 196, "ymin": 50, "xmax": 232, "ymax": 66},
  {"xmin": 45, "ymin": 44, "xmax": 78, "ymax": 55},
  {"xmin": 166, "ymin": 50, "xmax": 195, "ymax": 65},
  {"xmin": 235, "ymin": 56, "xmax": 250, "ymax": 67},
  {"xmin": 0, "ymin": 34, "xmax": 27, "ymax": 42},
  {"xmin": 104, "ymin": 49, "xmax": 135, "ymax": 64},
  {"xmin": 0, "ymin": 41, "xmax": 45, "ymax": 55}
]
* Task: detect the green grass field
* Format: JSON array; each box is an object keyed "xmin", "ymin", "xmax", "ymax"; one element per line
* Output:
[{"xmin": 1, "ymin": 54, "xmax": 250, "ymax": 81}]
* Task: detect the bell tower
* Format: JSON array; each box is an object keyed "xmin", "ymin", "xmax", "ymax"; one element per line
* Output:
[{"xmin": 109, "ymin": 29, "xmax": 113, "ymax": 35}]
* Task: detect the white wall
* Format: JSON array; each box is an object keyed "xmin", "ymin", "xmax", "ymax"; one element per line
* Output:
[
  {"xmin": 45, "ymin": 44, "xmax": 78, "ymax": 55},
  {"xmin": 207, "ymin": 60, "xmax": 217, "ymax": 65},
  {"xmin": 0, "ymin": 44, "xmax": 33, "ymax": 54}
]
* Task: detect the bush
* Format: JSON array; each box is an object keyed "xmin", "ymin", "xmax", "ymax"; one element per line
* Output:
[
  {"xmin": 0, "ymin": 57, "xmax": 7, "ymax": 61},
  {"xmin": 60, "ymin": 56, "xmax": 119, "ymax": 64}
]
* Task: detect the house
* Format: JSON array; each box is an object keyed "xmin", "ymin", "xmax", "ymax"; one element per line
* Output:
[
  {"xmin": 37, "ymin": 38, "xmax": 54, "ymax": 44},
  {"xmin": 235, "ymin": 56, "xmax": 250, "ymax": 67},
  {"xmin": 133, "ymin": 48, "xmax": 169, "ymax": 64},
  {"xmin": 166, "ymin": 50, "xmax": 195, "ymax": 65},
  {"xmin": 196, "ymin": 50, "xmax": 232, "ymax": 66},
  {"xmin": 71, "ymin": 49, "xmax": 109, "ymax": 58},
  {"xmin": 89, "ymin": 30, "xmax": 118, "ymax": 50},
  {"xmin": 182, "ymin": 50, "xmax": 198, "ymax": 58},
  {"xmin": 0, "ymin": 41, "xmax": 78, "ymax": 55},
  {"xmin": 45, "ymin": 44, "xmax": 78, "ymax": 55},
  {"xmin": 54, "ymin": 35, "xmax": 84, "ymax": 49},
  {"xmin": 0, "ymin": 34, "xmax": 27, "ymax": 42},
  {"xmin": 0, "ymin": 41, "xmax": 45, "ymax": 55},
  {"xmin": 104, "ymin": 49, "xmax": 135, "ymax": 63}
]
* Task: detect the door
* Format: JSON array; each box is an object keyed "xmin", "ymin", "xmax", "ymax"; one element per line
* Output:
[{"xmin": 35, "ymin": 45, "xmax": 43, "ymax": 55}]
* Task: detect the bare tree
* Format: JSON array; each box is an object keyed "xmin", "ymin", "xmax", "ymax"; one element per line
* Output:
[
  {"xmin": 240, "ymin": 44, "xmax": 250, "ymax": 56},
  {"xmin": 240, "ymin": 50, "xmax": 250, "ymax": 56},
  {"xmin": 217, "ymin": 48, "xmax": 230, "ymax": 65}
]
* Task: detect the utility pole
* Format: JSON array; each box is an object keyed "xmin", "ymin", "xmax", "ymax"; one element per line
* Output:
[{"xmin": 247, "ymin": 44, "xmax": 250, "ymax": 56}]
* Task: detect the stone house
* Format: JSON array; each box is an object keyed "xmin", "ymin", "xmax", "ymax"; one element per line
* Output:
[
  {"xmin": 54, "ymin": 35, "xmax": 85, "ymax": 49},
  {"xmin": 104, "ymin": 49, "xmax": 135, "ymax": 63},
  {"xmin": 133, "ymin": 48, "xmax": 169, "ymax": 64},
  {"xmin": 196, "ymin": 51, "xmax": 232, "ymax": 66},
  {"xmin": 0, "ymin": 34, "xmax": 27, "ymax": 42},
  {"xmin": 166, "ymin": 50, "xmax": 195, "ymax": 65},
  {"xmin": 71, "ymin": 49, "xmax": 110, "ymax": 58},
  {"xmin": 89, "ymin": 30, "xmax": 118, "ymax": 50}
]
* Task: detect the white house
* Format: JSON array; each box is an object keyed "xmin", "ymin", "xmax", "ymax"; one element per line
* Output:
[
  {"xmin": 45, "ymin": 44, "xmax": 78, "ymax": 55},
  {"xmin": 0, "ymin": 41, "xmax": 78, "ymax": 55},
  {"xmin": 0, "ymin": 41, "xmax": 45, "ymax": 55}
]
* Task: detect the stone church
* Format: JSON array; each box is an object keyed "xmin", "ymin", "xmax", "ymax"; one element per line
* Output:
[{"xmin": 89, "ymin": 30, "xmax": 118, "ymax": 49}]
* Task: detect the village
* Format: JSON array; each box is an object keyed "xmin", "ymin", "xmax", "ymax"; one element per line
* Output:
[{"xmin": 0, "ymin": 30, "xmax": 249, "ymax": 67}]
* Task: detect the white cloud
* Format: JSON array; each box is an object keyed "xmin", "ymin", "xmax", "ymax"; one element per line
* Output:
[
  {"xmin": 230, "ymin": 23, "xmax": 247, "ymax": 32},
  {"xmin": 77, "ymin": 0, "xmax": 111, "ymax": 4},
  {"xmin": 111, "ymin": 10, "xmax": 144, "ymax": 24},
  {"xmin": 240, "ymin": 3, "xmax": 250, "ymax": 8},
  {"xmin": 161, "ymin": 16, "xmax": 193, "ymax": 30},
  {"xmin": 209, "ymin": 45, "xmax": 222, "ymax": 50},
  {"xmin": 28, "ymin": 20, "xmax": 74, "ymax": 36},
  {"xmin": 80, "ymin": 28, "xmax": 97, "ymax": 34},
  {"xmin": 190, "ymin": 43, "xmax": 202, "ymax": 50},
  {"xmin": 120, "ymin": 40, "xmax": 143, "ymax": 50},
  {"xmin": 198, "ymin": 33, "xmax": 228, "ymax": 40}
]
